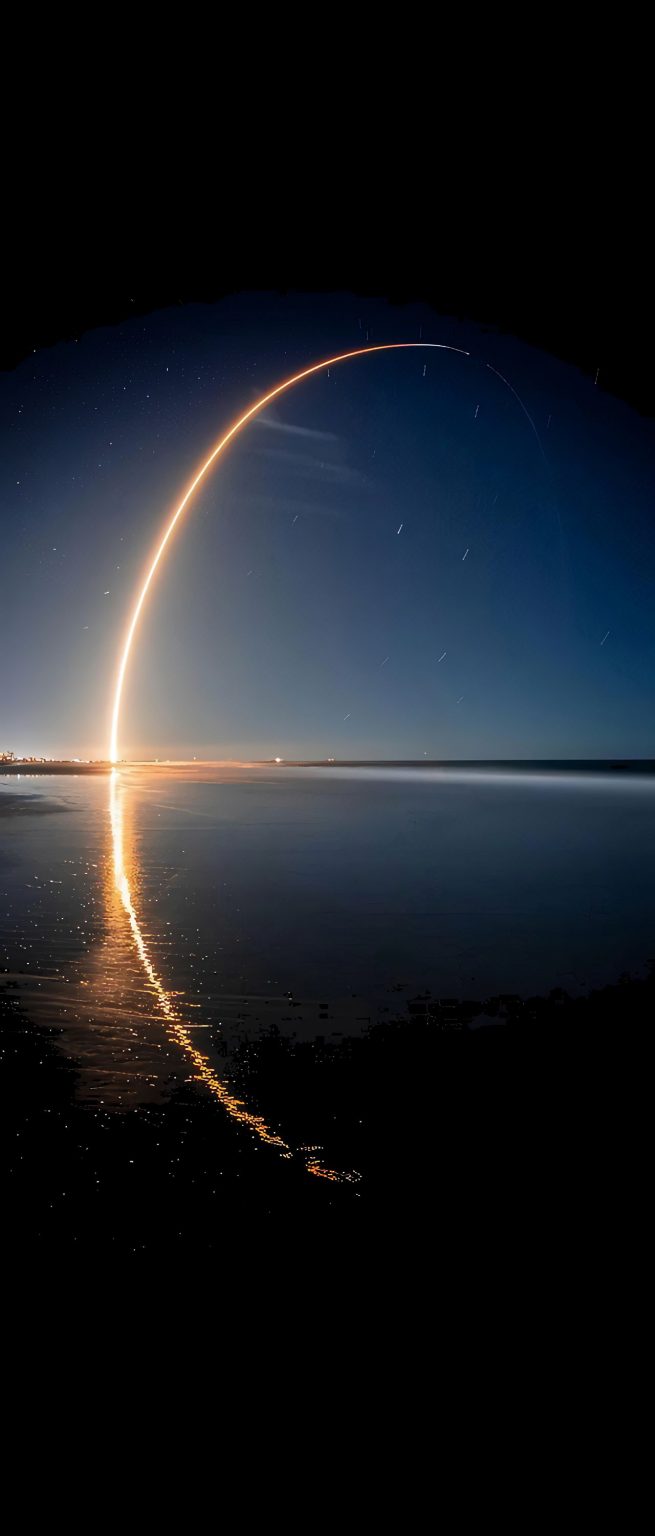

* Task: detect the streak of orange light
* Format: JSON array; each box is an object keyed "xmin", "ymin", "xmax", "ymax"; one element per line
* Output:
[
  {"xmin": 105, "ymin": 344, "xmax": 476, "ymax": 1180},
  {"xmin": 109, "ymin": 342, "xmax": 469, "ymax": 762}
]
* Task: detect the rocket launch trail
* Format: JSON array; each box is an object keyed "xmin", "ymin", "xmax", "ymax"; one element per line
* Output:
[
  {"xmin": 109, "ymin": 339, "xmax": 552, "ymax": 762},
  {"xmin": 108, "ymin": 343, "xmax": 471, "ymax": 762}
]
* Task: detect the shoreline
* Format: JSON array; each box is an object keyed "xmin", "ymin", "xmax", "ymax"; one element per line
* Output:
[
  {"xmin": 0, "ymin": 762, "xmax": 111, "ymax": 776},
  {"xmin": 3, "ymin": 757, "xmax": 655, "ymax": 778},
  {"xmin": 1, "ymin": 967, "xmax": 649, "ymax": 1257}
]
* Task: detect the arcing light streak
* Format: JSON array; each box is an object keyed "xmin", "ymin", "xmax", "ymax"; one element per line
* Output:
[
  {"xmin": 104, "ymin": 340, "xmax": 541, "ymax": 1180},
  {"xmin": 109, "ymin": 342, "xmax": 469, "ymax": 762},
  {"xmin": 485, "ymin": 362, "xmax": 547, "ymax": 462}
]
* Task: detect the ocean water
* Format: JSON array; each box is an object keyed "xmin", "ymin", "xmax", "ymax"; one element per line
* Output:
[{"xmin": 2, "ymin": 764, "xmax": 654, "ymax": 1086}]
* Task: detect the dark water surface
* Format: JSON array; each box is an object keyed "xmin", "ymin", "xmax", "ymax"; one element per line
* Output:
[{"xmin": 1, "ymin": 764, "xmax": 654, "ymax": 1228}]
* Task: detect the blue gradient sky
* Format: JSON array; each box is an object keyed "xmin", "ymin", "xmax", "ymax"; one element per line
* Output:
[{"xmin": 1, "ymin": 292, "xmax": 654, "ymax": 759}]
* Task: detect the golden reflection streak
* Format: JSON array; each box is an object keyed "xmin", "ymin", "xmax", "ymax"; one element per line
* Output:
[
  {"xmin": 109, "ymin": 341, "xmax": 469, "ymax": 763},
  {"xmin": 109, "ymin": 770, "xmax": 357, "ymax": 1184}
]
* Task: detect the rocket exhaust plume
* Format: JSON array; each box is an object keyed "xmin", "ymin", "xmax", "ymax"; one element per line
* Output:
[{"xmin": 108, "ymin": 342, "xmax": 470, "ymax": 761}]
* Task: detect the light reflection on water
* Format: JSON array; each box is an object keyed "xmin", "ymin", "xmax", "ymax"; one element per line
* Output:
[
  {"xmin": 2, "ymin": 762, "xmax": 655, "ymax": 1188},
  {"xmin": 107, "ymin": 769, "xmax": 354, "ymax": 1182}
]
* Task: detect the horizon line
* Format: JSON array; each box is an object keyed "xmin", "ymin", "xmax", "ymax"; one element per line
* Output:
[{"xmin": 3, "ymin": 755, "xmax": 655, "ymax": 771}]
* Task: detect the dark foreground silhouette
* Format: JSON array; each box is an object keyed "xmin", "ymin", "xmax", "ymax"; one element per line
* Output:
[{"xmin": 1, "ymin": 969, "xmax": 649, "ymax": 1264}]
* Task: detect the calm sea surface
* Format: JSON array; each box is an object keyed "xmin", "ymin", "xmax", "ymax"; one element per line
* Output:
[{"xmin": 2, "ymin": 764, "xmax": 654, "ymax": 1117}]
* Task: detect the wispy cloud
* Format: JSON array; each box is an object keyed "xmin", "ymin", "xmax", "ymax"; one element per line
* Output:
[
  {"xmin": 251, "ymin": 444, "xmax": 368, "ymax": 488},
  {"xmin": 239, "ymin": 493, "xmax": 346, "ymax": 521},
  {"xmin": 256, "ymin": 414, "xmax": 338, "ymax": 443}
]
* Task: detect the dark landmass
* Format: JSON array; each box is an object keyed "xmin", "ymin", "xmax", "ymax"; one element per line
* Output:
[
  {"xmin": 231, "ymin": 974, "xmax": 652, "ymax": 1205},
  {"xmin": 0, "ymin": 986, "xmax": 350, "ymax": 1264},
  {"xmin": 1, "ymin": 967, "xmax": 648, "ymax": 1264},
  {"xmin": 264, "ymin": 759, "xmax": 655, "ymax": 774},
  {"xmin": 5, "ymin": 760, "xmax": 655, "ymax": 778},
  {"xmin": 0, "ymin": 762, "xmax": 111, "ymax": 775}
]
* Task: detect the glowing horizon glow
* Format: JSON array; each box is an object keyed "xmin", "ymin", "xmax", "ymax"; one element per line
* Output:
[{"xmin": 108, "ymin": 341, "xmax": 470, "ymax": 762}]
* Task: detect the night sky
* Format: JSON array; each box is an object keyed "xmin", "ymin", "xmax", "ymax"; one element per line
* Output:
[{"xmin": 2, "ymin": 290, "xmax": 654, "ymax": 761}]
